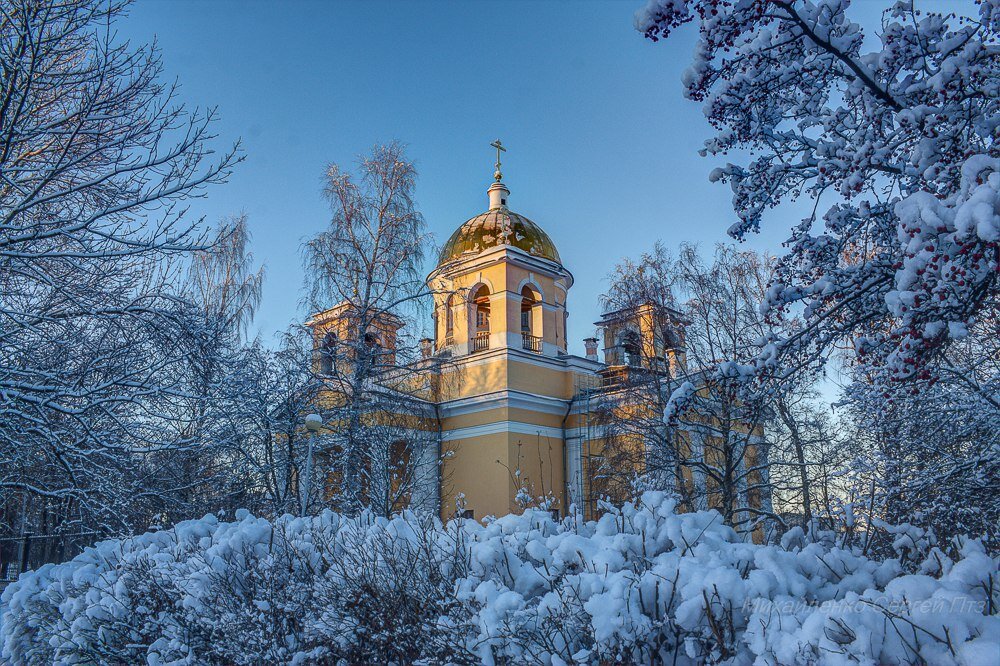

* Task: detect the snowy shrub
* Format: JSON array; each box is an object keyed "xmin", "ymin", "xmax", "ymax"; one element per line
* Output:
[{"xmin": 3, "ymin": 495, "xmax": 997, "ymax": 665}]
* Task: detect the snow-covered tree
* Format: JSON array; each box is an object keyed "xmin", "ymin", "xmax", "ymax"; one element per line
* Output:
[
  {"xmin": 636, "ymin": 0, "xmax": 999, "ymax": 547},
  {"xmin": 145, "ymin": 217, "xmax": 266, "ymax": 520},
  {"xmin": 588, "ymin": 242, "xmax": 685, "ymax": 509},
  {"xmin": 303, "ymin": 142, "xmax": 440, "ymax": 516},
  {"xmin": 766, "ymin": 389, "xmax": 852, "ymax": 531},
  {"xmin": 215, "ymin": 328, "xmax": 327, "ymax": 517},
  {"xmin": 841, "ymin": 311, "xmax": 999, "ymax": 550},
  {"xmin": 0, "ymin": 0, "xmax": 238, "ymax": 543},
  {"xmin": 666, "ymin": 245, "xmax": 776, "ymax": 532},
  {"xmin": 597, "ymin": 242, "xmax": 857, "ymax": 538},
  {"xmin": 597, "ymin": 244, "xmax": 787, "ymax": 533},
  {"xmin": 636, "ymin": 0, "xmax": 998, "ymax": 382}
]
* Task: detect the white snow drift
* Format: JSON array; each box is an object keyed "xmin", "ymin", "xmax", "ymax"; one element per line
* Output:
[{"xmin": 2, "ymin": 493, "xmax": 996, "ymax": 665}]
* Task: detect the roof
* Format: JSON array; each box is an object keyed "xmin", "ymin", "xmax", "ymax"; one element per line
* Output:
[
  {"xmin": 305, "ymin": 301, "xmax": 405, "ymax": 329},
  {"xmin": 596, "ymin": 302, "xmax": 688, "ymax": 326},
  {"xmin": 438, "ymin": 208, "xmax": 561, "ymax": 265}
]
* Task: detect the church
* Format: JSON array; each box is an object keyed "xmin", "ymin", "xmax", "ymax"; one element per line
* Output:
[{"xmin": 307, "ymin": 143, "xmax": 767, "ymax": 524}]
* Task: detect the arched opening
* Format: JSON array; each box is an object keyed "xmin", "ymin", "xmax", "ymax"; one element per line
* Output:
[
  {"xmin": 619, "ymin": 329, "xmax": 642, "ymax": 366},
  {"xmin": 520, "ymin": 285, "xmax": 541, "ymax": 353},
  {"xmin": 319, "ymin": 331, "xmax": 338, "ymax": 374},
  {"xmin": 520, "ymin": 286, "xmax": 536, "ymax": 333},
  {"xmin": 472, "ymin": 285, "xmax": 490, "ymax": 352},
  {"xmin": 362, "ymin": 330, "xmax": 386, "ymax": 365},
  {"xmin": 445, "ymin": 294, "xmax": 455, "ymax": 339}
]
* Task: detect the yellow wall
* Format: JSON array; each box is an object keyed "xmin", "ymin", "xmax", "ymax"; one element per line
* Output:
[
  {"xmin": 429, "ymin": 250, "xmax": 571, "ymax": 357},
  {"xmin": 435, "ymin": 354, "xmax": 597, "ymax": 403},
  {"xmin": 425, "ymin": 247, "xmax": 577, "ymax": 521},
  {"xmin": 442, "ymin": 430, "xmax": 566, "ymax": 519},
  {"xmin": 442, "ymin": 406, "xmax": 565, "ymax": 431}
]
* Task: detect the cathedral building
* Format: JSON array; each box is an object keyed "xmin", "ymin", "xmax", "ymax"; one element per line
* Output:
[{"xmin": 308, "ymin": 147, "xmax": 766, "ymax": 524}]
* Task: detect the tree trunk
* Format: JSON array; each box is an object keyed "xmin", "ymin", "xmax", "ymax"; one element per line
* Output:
[{"xmin": 776, "ymin": 400, "xmax": 812, "ymax": 528}]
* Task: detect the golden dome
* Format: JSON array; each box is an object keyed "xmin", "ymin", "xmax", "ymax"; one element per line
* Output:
[{"xmin": 439, "ymin": 208, "xmax": 561, "ymax": 265}]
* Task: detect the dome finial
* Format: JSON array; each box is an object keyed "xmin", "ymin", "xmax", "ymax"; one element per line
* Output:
[
  {"xmin": 490, "ymin": 138, "xmax": 506, "ymax": 182},
  {"xmin": 487, "ymin": 139, "xmax": 510, "ymax": 209}
]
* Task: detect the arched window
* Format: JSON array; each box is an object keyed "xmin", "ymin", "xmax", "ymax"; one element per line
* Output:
[
  {"xmin": 363, "ymin": 330, "xmax": 381, "ymax": 350},
  {"xmin": 519, "ymin": 285, "xmax": 542, "ymax": 353},
  {"xmin": 320, "ymin": 331, "xmax": 338, "ymax": 374},
  {"xmin": 520, "ymin": 286, "xmax": 536, "ymax": 333},
  {"xmin": 445, "ymin": 294, "xmax": 455, "ymax": 337},
  {"xmin": 472, "ymin": 285, "xmax": 491, "ymax": 352},
  {"xmin": 620, "ymin": 329, "xmax": 642, "ymax": 366},
  {"xmin": 473, "ymin": 285, "xmax": 490, "ymax": 332}
]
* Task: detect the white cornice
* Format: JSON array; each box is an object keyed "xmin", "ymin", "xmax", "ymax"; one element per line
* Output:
[
  {"xmin": 441, "ymin": 420, "xmax": 566, "ymax": 442},
  {"xmin": 443, "ymin": 347, "xmax": 600, "ymax": 373},
  {"xmin": 444, "ymin": 346, "xmax": 573, "ymax": 372},
  {"xmin": 562, "ymin": 354, "xmax": 605, "ymax": 371},
  {"xmin": 439, "ymin": 389, "xmax": 570, "ymax": 417},
  {"xmin": 427, "ymin": 244, "xmax": 574, "ymax": 287},
  {"xmin": 441, "ymin": 421, "xmax": 612, "ymax": 443}
]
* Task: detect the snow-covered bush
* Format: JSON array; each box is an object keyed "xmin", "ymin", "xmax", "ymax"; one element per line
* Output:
[{"xmin": 3, "ymin": 495, "xmax": 997, "ymax": 665}]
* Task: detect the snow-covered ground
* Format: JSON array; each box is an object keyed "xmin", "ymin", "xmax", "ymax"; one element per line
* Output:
[{"xmin": 2, "ymin": 493, "xmax": 996, "ymax": 665}]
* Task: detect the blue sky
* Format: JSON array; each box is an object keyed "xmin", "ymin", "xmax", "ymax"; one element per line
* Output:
[{"xmin": 121, "ymin": 0, "xmax": 964, "ymax": 368}]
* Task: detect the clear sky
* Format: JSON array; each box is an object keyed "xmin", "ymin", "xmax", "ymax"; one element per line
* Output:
[{"xmin": 120, "ymin": 0, "xmax": 964, "ymax": 365}]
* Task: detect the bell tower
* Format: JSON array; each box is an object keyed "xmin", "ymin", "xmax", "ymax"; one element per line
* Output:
[
  {"xmin": 426, "ymin": 140, "xmax": 580, "ymax": 521},
  {"xmin": 427, "ymin": 141, "xmax": 573, "ymax": 359}
]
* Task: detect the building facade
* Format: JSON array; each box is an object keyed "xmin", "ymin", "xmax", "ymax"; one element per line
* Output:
[{"xmin": 308, "ymin": 162, "xmax": 767, "ymax": 524}]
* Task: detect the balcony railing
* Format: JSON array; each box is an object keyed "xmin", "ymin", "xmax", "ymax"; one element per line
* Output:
[
  {"xmin": 521, "ymin": 332, "xmax": 541, "ymax": 353},
  {"xmin": 437, "ymin": 335, "xmax": 454, "ymax": 351},
  {"xmin": 472, "ymin": 331, "xmax": 490, "ymax": 352},
  {"xmin": 602, "ymin": 368, "xmax": 628, "ymax": 387}
]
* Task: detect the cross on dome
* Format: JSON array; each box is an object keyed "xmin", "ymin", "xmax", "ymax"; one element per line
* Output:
[
  {"xmin": 486, "ymin": 138, "xmax": 510, "ymax": 210},
  {"xmin": 435, "ymin": 139, "xmax": 562, "ymax": 265},
  {"xmin": 490, "ymin": 138, "xmax": 506, "ymax": 182}
]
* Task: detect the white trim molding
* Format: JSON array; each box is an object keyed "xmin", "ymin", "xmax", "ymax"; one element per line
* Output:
[
  {"xmin": 441, "ymin": 420, "xmax": 565, "ymax": 442},
  {"xmin": 438, "ymin": 389, "xmax": 570, "ymax": 418}
]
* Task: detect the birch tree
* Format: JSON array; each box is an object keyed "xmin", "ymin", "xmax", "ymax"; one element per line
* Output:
[
  {"xmin": 150, "ymin": 216, "xmax": 265, "ymax": 518},
  {"xmin": 589, "ymin": 242, "xmax": 685, "ymax": 508},
  {"xmin": 597, "ymin": 243, "xmax": 843, "ymax": 535},
  {"xmin": 303, "ymin": 142, "xmax": 439, "ymax": 516},
  {"xmin": 216, "ymin": 328, "xmax": 326, "ymax": 517},
  {"xmin": 596, "ymin": 245, "xmax": 774, "ymax": 531},
  {"xmin": 666, "ymin": 245, "xmax": 775, "ymax": 531}
]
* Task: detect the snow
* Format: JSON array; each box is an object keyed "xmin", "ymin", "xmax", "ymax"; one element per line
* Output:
[
  {"xmin": 883, "ymin": 155, "xmax": 1000, "ymax": 377},
  {"xmin": 2, "ymin": 494, "xmax": 996, "ymax": 664},
  {"xmin": 636, "ymin": 0, "xmax": 1000, "ymax": 389},
  {"xmin": 664, "ymin": 380, "xmax": 696, "ymax": 422}
]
